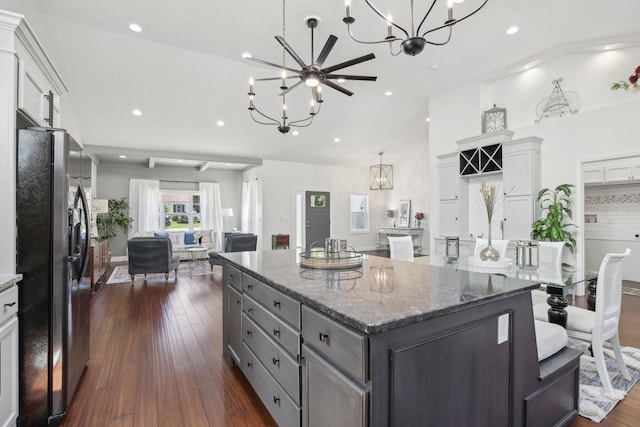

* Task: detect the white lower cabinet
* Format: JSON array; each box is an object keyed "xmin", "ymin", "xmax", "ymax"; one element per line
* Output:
[{"xmin": 0, "ymin": 315, "xmax": 18, "ymax": 426}]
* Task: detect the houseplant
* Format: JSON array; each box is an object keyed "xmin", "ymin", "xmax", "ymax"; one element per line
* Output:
[
  {"xmin": 530, "ymin": 184, "xmax": 577, "ymax": 252},
  {"xmin": 96, "ymin": 198, "xmax": 134, "ymax": 241}
]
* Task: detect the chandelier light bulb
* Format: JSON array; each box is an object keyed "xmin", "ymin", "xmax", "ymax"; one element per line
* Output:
[
  {"xmin": 242, "ymin": 52, "xmax": 252, "ymax": 59},
  {"xmin": 305, "ymin": 77, "xmax": 320, "ymax": 87},
  {"xmin": 281, "ymin": 70, "xmax": 287, "ymax": 79}
]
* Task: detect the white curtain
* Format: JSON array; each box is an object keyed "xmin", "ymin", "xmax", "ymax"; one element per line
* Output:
[
  {"xmin": 199, "ymin": 182, "xmax": 224, "ymax": 250},
  {"xmin": 241, "ymin": 179, "xmax": 260, "ymax": 239},
  {"xmin": 129, "ymin": 179, "xmax": 160, "ymax": 236}
]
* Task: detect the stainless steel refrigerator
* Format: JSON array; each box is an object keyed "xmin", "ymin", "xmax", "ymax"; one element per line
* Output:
[{"xmin": 16, "ymin": 126, "xmax": 91, "ymax": 426}]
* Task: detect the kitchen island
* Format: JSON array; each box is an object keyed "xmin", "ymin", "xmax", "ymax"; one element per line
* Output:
[{"xmin": 221, "ymin": 250, "xmax": 578, "ymax": 426}]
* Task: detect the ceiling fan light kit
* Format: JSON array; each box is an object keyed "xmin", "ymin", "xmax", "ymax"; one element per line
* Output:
[
  {"xmin": 245, "ymin": 1, "xmax": 377, "ymax": 134},
  {"xmin": 343, "ymin": 0, "xmax": 489, "ymax": 56}
]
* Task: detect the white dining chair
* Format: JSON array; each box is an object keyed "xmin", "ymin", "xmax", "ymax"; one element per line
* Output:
[
  {"xmin": 388, "ymin": 236, "xmax": 414, "ymax": 262},
  {"xmin": 564, "ymin": 248, "xmax": 631, "ymax": 397},
  {"xmin": 473, "ymin": 238, "xmax": 509, "ymax": 259}
]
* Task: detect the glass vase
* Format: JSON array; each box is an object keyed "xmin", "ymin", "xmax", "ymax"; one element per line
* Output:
[{"xmin": 479, "ymin": 217, "xmax": 500, "ymax": 261}]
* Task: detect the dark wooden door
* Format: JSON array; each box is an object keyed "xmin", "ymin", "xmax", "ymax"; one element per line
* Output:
[{"xmin": 305, "ymin": 191, "xmax": 330, "ymax": 250}]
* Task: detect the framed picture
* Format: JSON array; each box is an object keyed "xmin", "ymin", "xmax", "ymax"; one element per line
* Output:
[{"xmin": 398, "ymin": 200, "xmax": 411, "ymax": 227}]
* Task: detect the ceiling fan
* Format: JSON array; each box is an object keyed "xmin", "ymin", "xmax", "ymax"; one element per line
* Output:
[{"xmin": 246, "ymin": 16, "xmax": 377, "ymax": 99}]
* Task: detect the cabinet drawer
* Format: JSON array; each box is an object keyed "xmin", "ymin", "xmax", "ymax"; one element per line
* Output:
[
  {"xmin": 224, "ymin": 264, "xmax": 242, "ymax": 292},
  {"xmin": 0, "ymin": 286, "xmax": 18, "ymax": 325},
  {"xmin": 243, "ymin": 273, "xmax": 301, "ymax": 329},
  {"xmin": 242, "ymin": 343, "xmax": 301, "ymax": 427},
  {"xmin": 242, "ymin": 314, "xmax": 300, "ymax": 403},
  {"xmin": 301, "ymin": 305, "xmax": 367, "ymax": 382},
  {"xmin": 243, "ymin": 294, "xmax": 300, "ymax": 358}
]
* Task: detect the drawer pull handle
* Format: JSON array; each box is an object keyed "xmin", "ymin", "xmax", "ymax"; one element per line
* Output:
[
  {"xmin": 319, "ymin": 332, "xmax": 329, "ymax": 342},
  {"xmin": 4, "ymin": 302, "xmax": 16, "ymax": 308},
  {"xmin": 273, "ymin": 396, "xmax": 280, "ymax": 406},
  {"xmin": 247, "ymin": 307, "xmax": 253, "ymax": 314},
  {"xmin": 236, "ymin": 300, "xmax": 241, "ymax": 305},
  {"xmin": 246, "ymin": 330, "xmax": 253, "ymax": 336},
  {"xmin": 247, "ymin": 284, "xmax": 254, "ymax": 290},
  {"xmin": 273, "ymin": 328, "xmax": 280, "ymax": 337},
  {"xmin": 273, "ymin": 300, "xmax": 281, "ymax": 308},
  {"xmin": 247, "ymin": 361, "xmax": 253, "ymax": 369},
  {"xmin": 272, "ymin": 357, "xmax": 280, "ymax": 366}
]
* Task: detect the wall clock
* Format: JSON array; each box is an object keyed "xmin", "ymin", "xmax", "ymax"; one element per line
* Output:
[{"xmin": 482, "ymin": 104, "xmax": 507, "ymax": 134}]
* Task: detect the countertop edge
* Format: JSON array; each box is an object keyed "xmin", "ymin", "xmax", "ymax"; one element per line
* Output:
[
  {"xmin": 0, "ymin": 274, "xmax": 23, "ymax": 292},
  {"xmin": 221, "ymin": 257, "xmax": 538, "ymax": 335}
]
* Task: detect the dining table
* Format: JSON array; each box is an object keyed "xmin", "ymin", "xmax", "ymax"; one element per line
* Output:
[{"xmin": 431, "ymin": 255, "xmax": 598, "ymax": 327}]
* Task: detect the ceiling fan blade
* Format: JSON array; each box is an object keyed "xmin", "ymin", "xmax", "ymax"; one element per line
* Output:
[
  {"xmin": 321, "ymin": 79, "xmax": 354, "ymax": 97},
  {"xmin": 279, "ymin": 80, "xmax": 304, "ymax": 96},
  {"xmin": 321, "ymin": 53, "xmax": 376, "ymax": 74},
  {"xmin": 254, "ymin": 76, "xmax": 298, "ymax": 82},
  {"xmin": 275, "ymin": 36, "xmax": 308, "ymax": 69},
  {"xmin": 325, "ymin": 74, "xmax": 378, "ymax": 81},
  {"xmin": 314, "ymin": 35, "xmax": 338, "ymax": 68},
  {"xmin": 246, "ymin": 57, "xmax": 300, "ymax": 74}
]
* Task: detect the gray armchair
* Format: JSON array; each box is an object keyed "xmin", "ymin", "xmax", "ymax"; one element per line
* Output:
[
  {"xmin": 209, "ymin": 233, "xmax": 258, "ymax": 271},
  {"xmin": 128, "ymin": 237, "xmax": 181, "ymax": 283}
]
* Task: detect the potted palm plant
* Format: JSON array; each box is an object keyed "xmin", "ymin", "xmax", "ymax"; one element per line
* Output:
[{"xmin": 530, "ymin": 184, "xmax": 577, "ymax": 252}]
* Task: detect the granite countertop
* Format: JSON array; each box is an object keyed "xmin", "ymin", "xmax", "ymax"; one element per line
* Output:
[
  {"xmin": 0, "ymin": 274, "xmax": 23, "ymax": 292},
  {"xmin": 221, "ymin": 250, "xmax": 538, "ymax": 335}
]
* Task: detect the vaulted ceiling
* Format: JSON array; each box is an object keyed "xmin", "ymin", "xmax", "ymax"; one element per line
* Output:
[{"xmin": 25, "ymin": 0, "xmax": 640, "ymax": 168}]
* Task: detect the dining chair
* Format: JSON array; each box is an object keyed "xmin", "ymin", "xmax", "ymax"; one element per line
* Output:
[
  {"xmin": 388, "ymin": 236, "xmax": 414, "ymax": 262},
  {"xmin": 473, "ymin": 238, "xmax": 509, "ymax": 259},
  {"xmin": 564, "ymin": 248, "xmax": 631, "ymax": 397}
]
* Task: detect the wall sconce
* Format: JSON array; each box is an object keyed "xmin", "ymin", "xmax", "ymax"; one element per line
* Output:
[{"xmin": 385, "ymin": 210, "xmax": 394, "ymax": 218}]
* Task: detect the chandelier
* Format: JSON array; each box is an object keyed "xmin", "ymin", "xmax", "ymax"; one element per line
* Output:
[
  {"xmin": 370, "ymin": 152, "xmax": 393, "ymax": 190},
  {"xmin": 343, "ymin": 0, "xmax": 489, "ymax": 56},
  {"xmin": 246, "ymin": 0, "xmax": 377, "ymax": 134}
]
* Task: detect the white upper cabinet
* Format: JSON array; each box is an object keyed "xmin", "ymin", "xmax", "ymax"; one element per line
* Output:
[
  {"xmin": 438, "ymin": 153, "xmax": 459, "ymax": 201},
  {"xmin": 11, "ymin": 13, "xmax": 67, "ymax": 127},
  {"xmin": 584, "ymin": 157, "xmax": 640, "ymax": 185}
]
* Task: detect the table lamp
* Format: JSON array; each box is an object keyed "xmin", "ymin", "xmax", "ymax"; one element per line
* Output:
[{"xmin": 221, "ymin": 208, "xmax": 234, "ymax": 232}]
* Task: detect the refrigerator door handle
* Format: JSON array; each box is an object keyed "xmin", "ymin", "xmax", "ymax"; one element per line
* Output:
[{"xmin": 74, "ymin": 186, "xmax": 91, "ymax": 279}]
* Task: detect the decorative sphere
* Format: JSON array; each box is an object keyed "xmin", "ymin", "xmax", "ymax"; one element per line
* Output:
[{"xmin": 402, "ymin": 37, "xmax": 426, "ymax": 56}]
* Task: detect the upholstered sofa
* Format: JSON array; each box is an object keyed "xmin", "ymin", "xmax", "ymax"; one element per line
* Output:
[
  {"xmin": 133, "ymin": 229, "xmax": 218, "ymax": 260},
  {"xmin": 127, "ymin": 237, "xmax": 181, "ymax": 282}
]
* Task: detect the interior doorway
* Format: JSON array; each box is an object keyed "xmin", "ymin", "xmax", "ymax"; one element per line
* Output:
[{"xmin": 305, "ymin": 191, "xmax": 330, "ymax": 250}]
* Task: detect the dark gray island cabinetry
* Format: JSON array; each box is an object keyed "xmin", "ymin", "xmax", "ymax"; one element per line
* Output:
[{"xmin": 221, "ymin": 250, "xmax": 574, "ymax": 427}]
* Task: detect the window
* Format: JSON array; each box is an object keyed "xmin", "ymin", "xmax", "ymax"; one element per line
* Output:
[
  {"xmin": 160, "ymin": 191, "xmax": 201, "ymax": 231},
  {"xmin": 350, "ymin": 193, "xmax": 369, "ymax": 232}
]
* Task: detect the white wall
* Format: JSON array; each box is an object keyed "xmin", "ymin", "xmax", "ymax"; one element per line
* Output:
[
  {"xmin": 429, "ymin": 47, "xmax": 640, "ymax": 279},
  {"xmin": 249, "ymin": 138, "xmax": 430, "ymax": 254}
]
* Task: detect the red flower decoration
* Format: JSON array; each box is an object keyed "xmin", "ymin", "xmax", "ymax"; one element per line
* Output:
[
  {"xmin": 414, "ymin": 212, "xmax": 424, "ymax": 220},
  {"xmin": 612, "ymin": 65, "xmax": 640, "ymax": 90}
]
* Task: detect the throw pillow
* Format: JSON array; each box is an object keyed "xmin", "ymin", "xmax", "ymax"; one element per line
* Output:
[
  {"xmin": 154, "ymin": 232, "xmax": 169, "ymax": 238},
  {"xmin": 184, "ymin": 232, "xmax": 195, "ymax": 245},
  {"xmin": 201, "ymin": 229, "xmax": 212, "ymax": 243}
]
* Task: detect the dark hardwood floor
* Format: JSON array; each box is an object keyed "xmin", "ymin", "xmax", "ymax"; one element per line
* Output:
[{"xmin": 62, "ymin": 264, "xmax": 640, "ymax": 426}]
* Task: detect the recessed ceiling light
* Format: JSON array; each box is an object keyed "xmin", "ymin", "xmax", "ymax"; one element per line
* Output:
[
  {"xmin": 334, "ymin": 137, "xmax": 340, "ymax": 143},
  {"xmin": 506, "ymin": 26, "xmax": 519, "ymax": 35},
  {"xmin": 132, "ymin": 109, "xmax": 142, "ymax": 116},
  {"xmin": 129, "ymin": 23, "xmax": 142, "ymax": 33},
  {"xmin": 216, "ymin": 120, "xmax": 225, "ymax": 127},
  {"xmin": 119, "ymin": 155, "xmax": 127, "ymax": 159},
  {"xmin": 242, "ymin": 52, "xmax": 252, "ymax": 59},
  {"xmin": 385, "ymin": 91, "xmax": 392, "ymax": 96},
  {"xmin": 604, "ymin": 46, "xmax": 611, "ymax": 50},
  {"xmin": 425, "ymin": 117, "xmax": 430, "ymax": 122},
  {"xmin": 430, "ymin": 65, "xmax": 439, "ymax": 70},
  {"xmin": 292, "ymin": 130, "xmax": 299, "ymax": 136}
]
